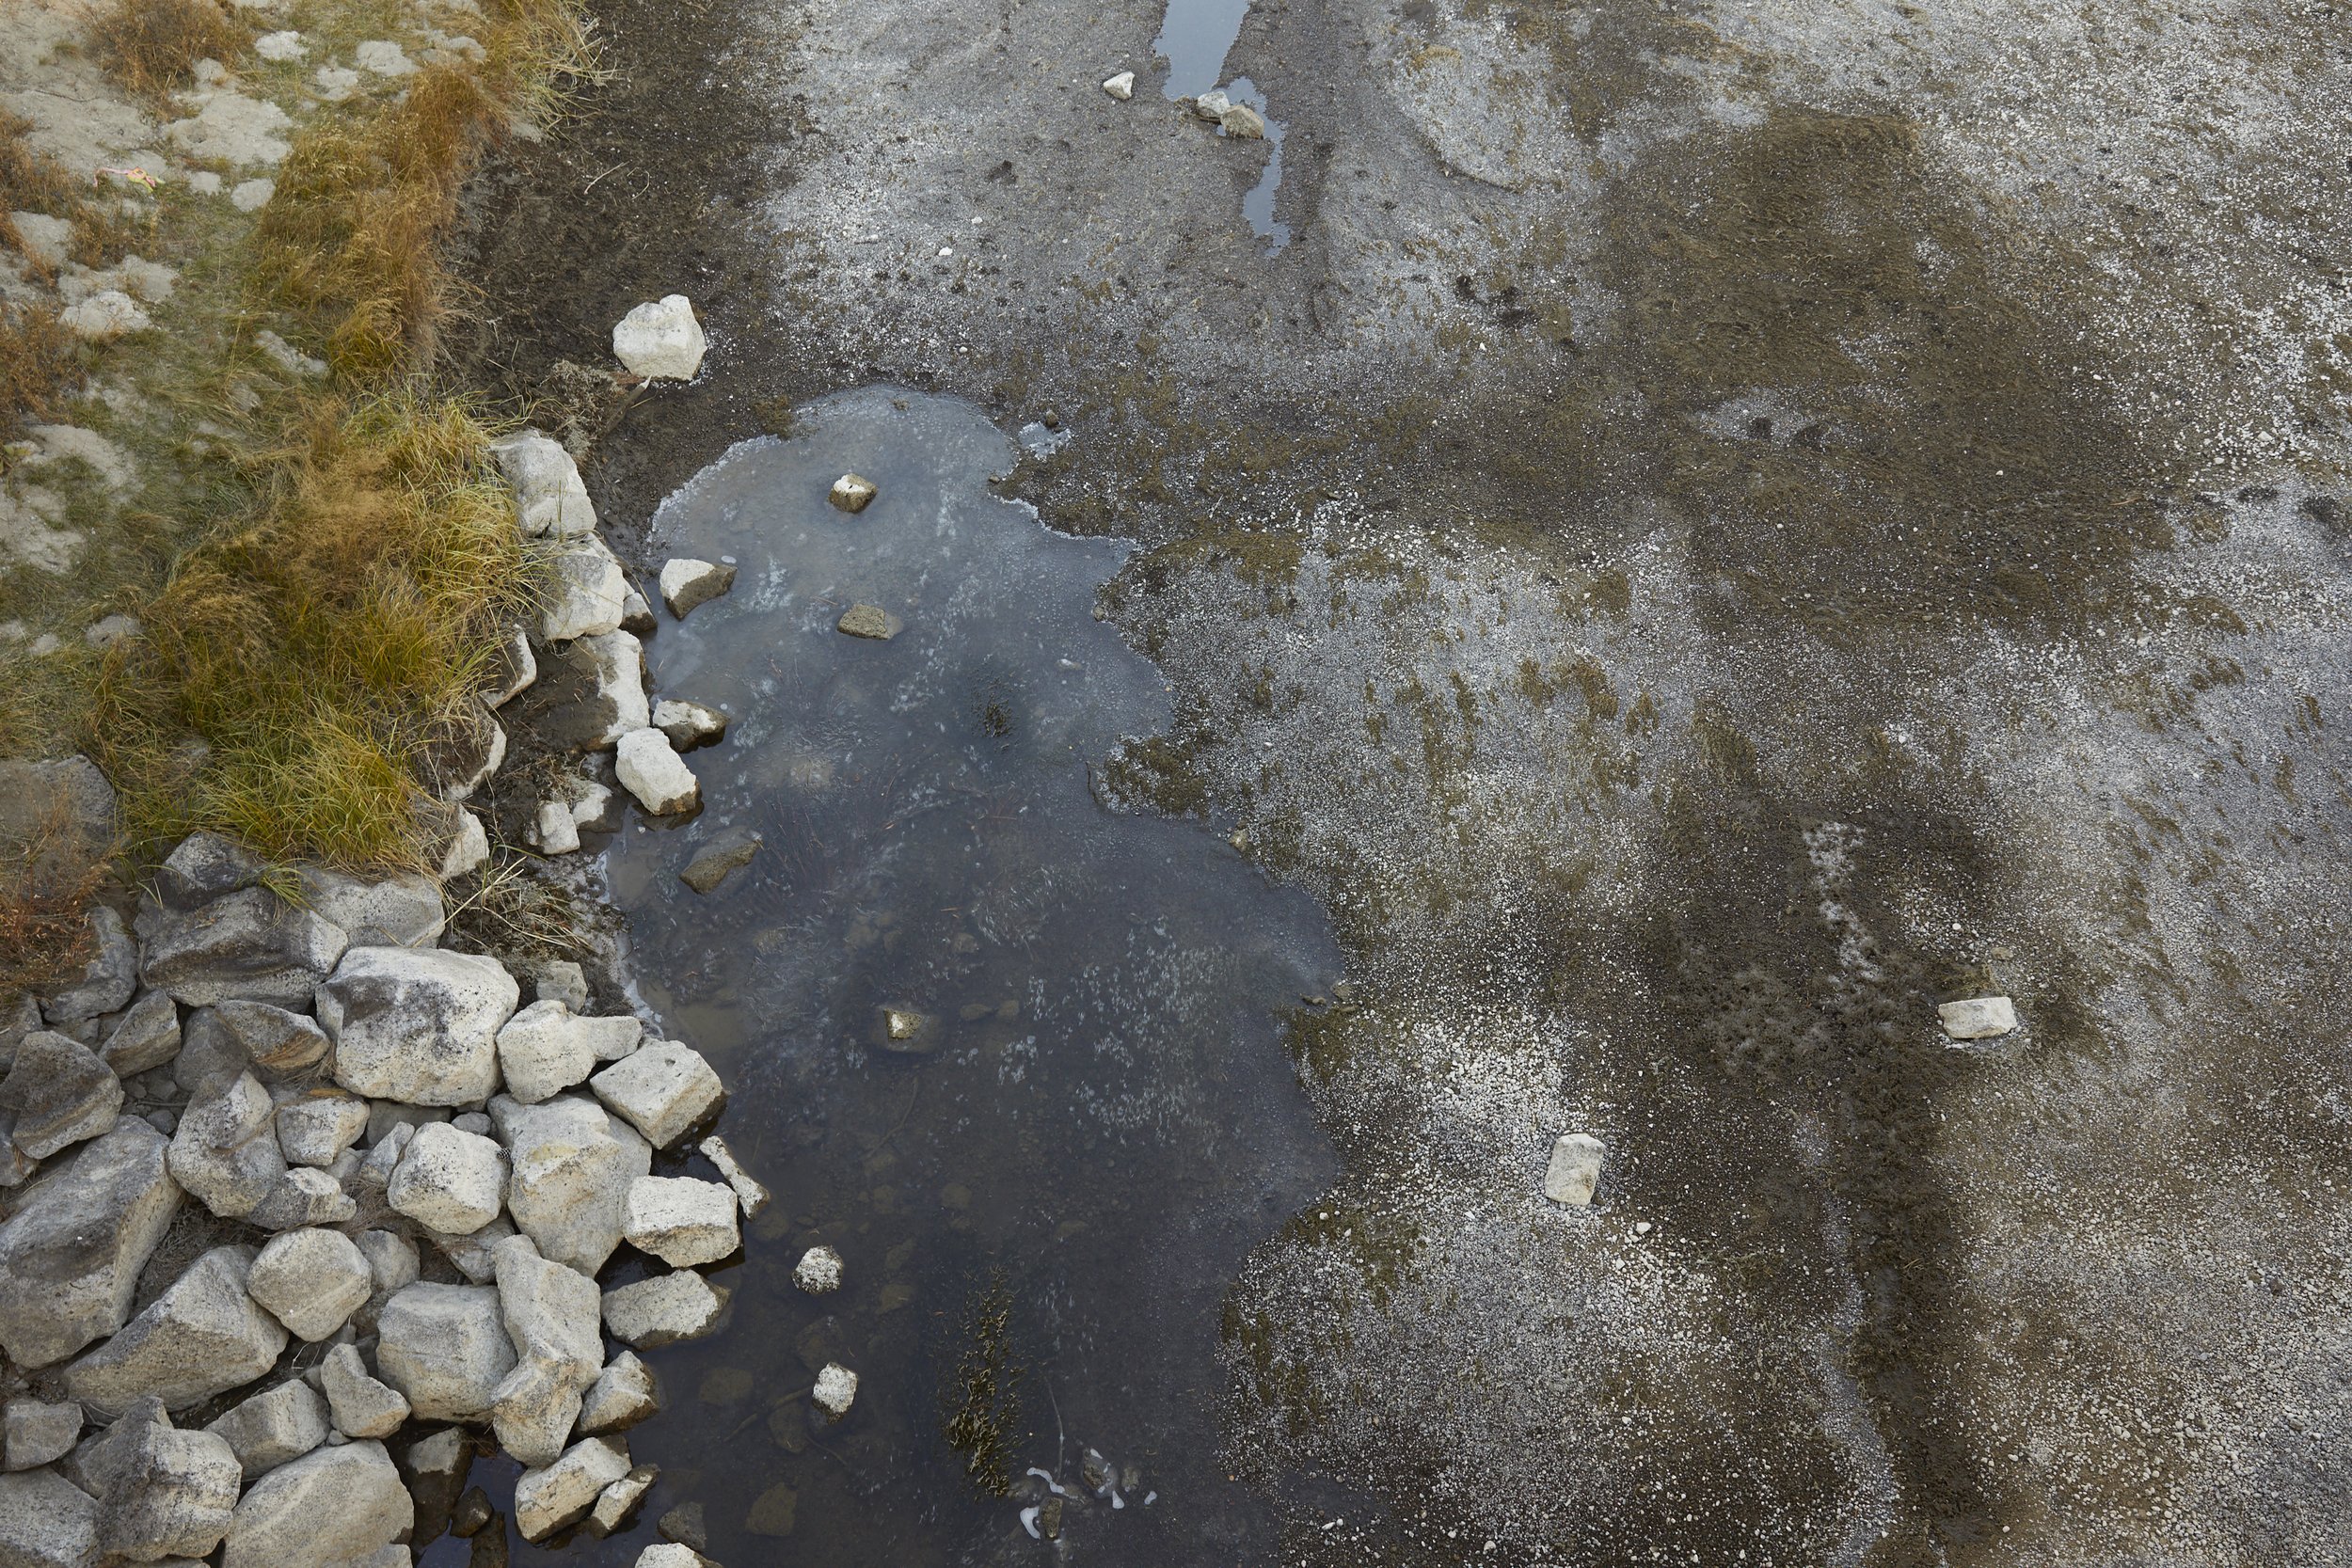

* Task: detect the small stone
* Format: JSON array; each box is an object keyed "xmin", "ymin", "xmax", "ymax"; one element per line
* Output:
[
  {"xmin": 274, "ymin": 1090, "xmax": 369, "ymax": 1166},
  {"xmin": 437, "ymin": 812, "xmax": 490, "ymax": 879},
  {"xmin": 155, "ymin": 833, "xmax": 264, "ymax": 910},
  {"xmin": 230, "ymin": 179, "xmax": 275, "ymax": 211},
  {"xmin": 612, "ymin": 296, "xmax": 706, "ymax": 381},
  {"xmin": 1220, "ymin": 103, "xmax": 1268, "ymax": 138},
  {"xmin": 2, "ymin": 1400, "xmax": 80, "ymax": 1472},
  {"xmin": 0, "ymin": 1031, "xmax": 123, "ymax": 1158},
  {"xmin": 1103, "ymin": 70, "xmax": 1135, "ymax": 99},
  {"xmin": 101, "ymin": 992, "xmax": 182, "ymax": 1077},
  {"xmin": 451, "ymin": 1485, "xmax": 494, "ymax": 1538},
  {"xmin": 679, "ymin": 830, "xmax": 759, "ymax": 895},
  {"xmin": 793, "ymin": 1245, "xmax": 843, "ymax": 1295},
  {"xmin": 322, "ymin": 1343, "xmax": 410, "ymax": 1438},
  {"xmin": 203, "ymin": 1381, "xmax": 326, "ymax": 1479},
  {"xmin": 827, "ymin": 473, "xmax": 877, "ymax": 513},
  {"xmin": 621, "ymin": 586, "xmax": 656, "ymax": 634},
  {"xmin": 1938, "ymin": 995, "xmax": 2017, "ymax": 1040},
  {"xmin": 355, "ymin": 1228, "xmax": 420, "ymax": 1306},
  {"xmin": 245, "ymin": 1166, "xmax": 357, "ymax": 1231},
  {"xmin": 834, "ymin": 603, "xmax": 901, "ymax": 641},
  {"xmin": 576, "ymin": 1353, "xmax": 659, "ymax": 1435},
  {"xmin": 588, "ymin": 1465, "xmax": 657, "ymax": 1535},
  {"xmin": 601, "ymin": 1272, "xmax": 726, "ymax": 1349},
  {"xmin": 513, "ymin": 1436, "xmax": 630, "ymax": 1542},
  {"xmin": 639, "ymin": 1546, "xmax": 714, "ymax": 1568},
  {"xmin": 400, "ymin": 1426, "xmax": 471, "ymax": 1544},
  {"xmin": 64, "ymin": 1245, "xmax": 288, "ymax": 1416},
  {"xmin": 388, "ymin": 1122, "xmax": 507, "ymax": 1234},
  {"xmin": 653, "ymin": 699, "xmax": 728, "ymax": 752},
  {"xmin": 623, "ymin": 1177, "xmax": 740, "ymax": 1267},
  {"xmin": 533, "ymin": 800, "xmax": 581, "ymax": 855},
  {"xmin": 591, "ymin": 1040, "xmax": 725, "ymax": 1148},
  {"xmin": 1543, "ymin": 1132, "xmax": 1606, "ymax": 1207},
  {"xmin": 615, "ymin": 729, "xmax": 700, "ymax": 815},
  {"xmin": 872, "ymin": 1005, "xmax": 938, "ymax": 1054},
  {"xmin": 1193, "ymin": 88, "xmax": 1232, "ymax": 119},
  {"xmin": 657, "ymin": 559, "xmax": 734, "ymax": 618},
  {"xmin": 354, "ymin": 40, "xmax": 416, "ymax": 75},
  {"xmin": 811, "ymin": 1363, "xmax": 857, "ymax": 1420},
  {"xmin": 484, "ymin": 624, "xmax": 536, "ymax": 707},
  {"xmin": 697, "ymin": 1133, "xmax": 769, "ymax": 1217},
  {"xmin": 246, "ymin": 1227, "xmax": 372, "ymax": 1340}
]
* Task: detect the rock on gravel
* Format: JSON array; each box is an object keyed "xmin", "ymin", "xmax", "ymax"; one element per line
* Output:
[
  {"xmin": 614, "ymin": 729, "xmax": 699, "ymax": 815},
  {"xmin": 168, "ymin": 1073, "xmax": 285, "ymax": 1219},
  {"xmin": 203, "ymin": 1382, "xmax": 327, "ymax": 1480},
  {"xmin": 386, "ymin": 1122, "xmax": 506, "ymax": 1234},
  {"xmin": 2, "ymin": 1401, "xmax": 81, "ymax": 1472},
  {"xmin": 246, "ymin": 1228, "xmax": 372, "ymax": 1341},
  {"xmin": 136, "ymin": 888, "xmax": 347, "ymax": 1007},
  {"xmin": 576, "ymin": 1353, "xmax": 659, "ymax": 1434},
  {"xmin": 219, "ymin": 1441, "xmax": 409, "ymax": 1568},
  {"xmin": 1937, "ymin": 995, "xmax": 2017, "ymax": 1039},
  {"xmin": 0, "ymin": 1466, "xmax": 100, "ymax": 1568},
  {"xmin": 496, "ymin": 1003, "xmax": 642, "ymax": 1105},
  {"xmin": 321, "ymin": 1345, "xmax": 409, "ymax": 1439},
  {"xmin": 65, "ymin": 1245, "xmax": 289, "ymax": 1416},
  {"xmin": 489, "ymin": 1094, "xmax": 651, "ymax": 1274},
  {"xmin": 1103, "ymin": 70, "xmax": 1135, "ymax": 99},
  {"xmin": 623, "ymin": 1177, "xmax": 739, "ymax": 1267},
  {"xmin": 590, "ymin": 1041, "xmax": 724, "ymax": 1149},
  {"xmin": 601, "ymin": 1273, "xmax": 727, "ymax": 1349},
  {"xmin": 374, "ymin": 1284, "xmax": 516, "ymax": 1422},
  {"xmin": 0, "ymin": 1032, "xmax": 122, "ymax": 1159},
  {"xmin": 514, "ymin": 1436, "xmax": 630, "ymax": 1541},
  {"xmin": 612, "ymin": 296, "xmax": 706, "ymax": 381},
  {"xmin": 320, "ymin": 947, "xmax": 518, "ymax": 1106},
  {"xmin": 657, "ymin": 559, "xmax": 733, "ymax": 618},
  {"xmin": 1543, "ymin": 1132, "xmax": 1606, "ymax": 1208},
  {"xmin": 0, "ymin": 1118, "xmax": 180, "ymax": 1368}
]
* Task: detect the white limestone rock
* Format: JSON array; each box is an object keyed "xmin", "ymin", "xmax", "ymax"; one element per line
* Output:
[
  {"xmin": 657, "ymin": 558, "xmax": 734, "ymax": 618},
  {"xmin": 274, "ymin": 1090, "xmax": 368, "ymax": 1167},
  {"xmin": 437, "ymin": 812, "xmax": 490, "ymax": 880},
  {"xmin": 622, "ymin": 1177, "xmax": 739, "ymax": 1267},
  {"xmin": 601, "ymin": 1272, "xmax": 726, "ymax": 1349},
  {"xmin": 423, "ymin": 1213, "xmax": 514, "ymax": 1285},
  {"xmin": 0, "ymin": 1119, "xmax": 180, "ymax": 1369},
  {"xmin": 1103, "ymin": 70, "xmax": 1135, "ymax": 99},
  {"xmin": 588, "ymin": 1465, "xmax": 656, "ymax": 1536},
  {"xmin": 81, "ymin": 1401, "xmax": 242, "ymax": 1562},
  {"xmin": 60, "ymin": 289, "xmax": 152, "ymax": 341},
  {"xmin": 387, "ymin": 1122, "xmax": 506, "ymax": 1234},
  {"xmin": 246, "ymin": 1227, "xmax": 371, "ymax": 1342},
  {"xmin": 614, "ymin": 729, "xmax": 699, "ymax": 815},
  {"xmin": 543, "ymin": 536, "xmax": 628, "ymax": 643},
  {"xmin": 64, "ymin": 1245, "xmax": 289, "ymax": 1416},
  {"xmin": 575, "ymin": 629, "xmax": 649, "ymax": 747},
  {"xmin": 515, "ymin": 1435, "xmax": 630, "ymax": 1542},
  {"xmin": 496, "ymin": 1001, "xmax": 642, "ymax": 1105},
  {"xmin": 812, "ymin": 1363, "xmax": 858, "ymax": 1419},
  {"xmin": 532, "ymin": 800, "xmax": 581, "ymax": 856},
  {"xmin": 1938, "ymin": 995, "xmax": 2017, "ymax": 1040},
  {"xmin": 793, "ymin": 1245, "xmax": 843, "ymax": 1295},
  {"xmin": 203, "ymin": 1381, "xmax": 326, "ymax": 1479},
  {"xmin": 320, "ymin": 947, "xmax": 518, "ymax": 1106},
  {"xmin": 590, "ymin": 1040, "xmax": 724, "ymax": 1149},
  {"xmin": 827, "ymin": 473, "xmax": 876, "ymax": 513},
  {"xmin": 294, "ymin": 869, "xmax": 444, "ymax": 949},
  {"xmin": 488, "ymin": 431, "xmax": 596, "ymax": 539},
  {"xmin": 373, "ymin": 1284, "xmax": 516, "ymax": 1422},
  {"xmin": 219, "ymin": 1440, "xmax": 409, "ymax": 1568},
  {"xmin": 321, "ymin": 1344, "xmax": 409, "ymax": 1439},
  {"xmin": 245, "ymin": 1165, "xmax": 358, "ymax": 1231},
  {"xmin": 1543, "ymin": 1132, "xmax": 1606, "ymax": 1208},
  {"xmin": 698, "ymin": 1133, "xmax": 769, "ymax": 1218},
  {"xmin": 612, "ymin": 296, "xmax": 705, "ymax": 381},
  {"xmin": 653, "ymin": 698, "xmax": 727, "ymax": 751},
  {"xmin": 487, "ymin": 1235, "xmax": 603, "ymax": 1465},
  {"xmin": 575, "ymin": 1353, "xmax": 658, "ymax": 1435},
  {"xmin": 213, "ymin": 1001, "xmax": 330, "ymax": 1076},
  {"xmin": 489, "ymin": 1094, "xmax": 651, "ymax": 1274},
  {"xmin": 169, "ymin": 1072, "xmax": 284, "ymax": 1219}
]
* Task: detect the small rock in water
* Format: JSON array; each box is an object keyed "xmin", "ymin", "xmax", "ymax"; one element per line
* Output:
[
  {"xmin": 680, "ymin": 829, "xmax": 760, "ymax": 895},
  {"xmin": 827, "ymin": 473, "xmax": 877, "ymax": 513},
  {"xmin": 1543, "ymin": 1132, "xmax": 1606, "ymax": 1207},
  {"xmin": 1220, "ymin": 103, "xmax": 1268, "ymax": 138},
  {"xmin": 638, "ymin": 1545, "xmax": 716, "ymax": 1568},
  {"xmin": 658, "ymin": 558, "xmax": 735, "ymax": 618},
  {"xmin": 698, "ymin": 1133, "xmax": 770, "ymax": 1217},
  {"xmin": 616, "ymin": 729, "xmax": 701, "ymax": 816},
  {"xmin": 612, "ymin": 295, "xmax": 706, "ymax": 381},
  {"xmin": 1937, "ymin": 995, "xmax": 2017, "ymax": 1040},
  {"xmin": 1102, "ymin": 70, "xmax": 1134, "ymax": 100},
  {"xmin": 654, "ymin": 698, "xmax": 729, "ymax": 751},
  {"xmin": 601, "ymin": 1272, "xmax": 727, "ymax": 1349},
  {"xmin": 658, "ymin": 1500, "xmax": 707, "ymax": 1550},
  {"xmin": 793, "ymin": 1245, "xmax": 843, "ymax": 1295},
  {"xmin": 872, "ymin": 1005, "xmax": 937, "ymax": 1053},
  {"xmin": 623, "ymin": 1176, "xmax": 740, "ymax": 1268},
  {"xmin": 811, "ymin": 1363, "xmax": 857, "ymax": 1420},
  {"xmin": 1193, "ymin": 89, "xmax": 1232, "ymax": 120},
  {"xmin": 834, "ymin": 603, "xmax": 901, "ymax": 641}
]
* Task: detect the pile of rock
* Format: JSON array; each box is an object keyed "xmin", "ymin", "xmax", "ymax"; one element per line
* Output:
[
  {"xmin": 486, "ymin": 429, "xmax": 735, "ymax": 846},
  {"xmin": 0, "ymin": 829, "xmax": 767, "ymax": 1567}
]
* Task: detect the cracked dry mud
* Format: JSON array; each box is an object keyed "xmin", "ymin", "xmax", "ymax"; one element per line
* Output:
[{"xmin": 450, "ymin": 0, "xmax": 2352, "ymax": 1561}]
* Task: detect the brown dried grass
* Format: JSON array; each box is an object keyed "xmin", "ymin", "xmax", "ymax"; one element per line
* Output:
[{"xmin": 88, "ymin": 0, "xmax": 247, "ymax": 104}]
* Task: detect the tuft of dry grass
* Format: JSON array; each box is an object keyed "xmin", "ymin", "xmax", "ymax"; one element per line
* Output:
[
  {"xmin": 91, "ymin": 394, "xmax": 536, "ymax": 868},
  {"xmin": 0, "ymin": 794, "xmax": 107, "ymax": 1001},
  {"xmin": 88, "ymin": 0, "xmax": 247, "ymax": 104},
  {"xmin": 0, "ymin": 304, "xmax": 81, "ymax": 429}
]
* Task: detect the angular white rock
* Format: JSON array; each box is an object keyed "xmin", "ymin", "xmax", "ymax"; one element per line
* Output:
[
  {"xmin": 488, "ymin": 1235, "xmax": 604, "ymax": 1464},
  {"xmin": 490, "ymin": 1094, "xmax": 651, "ymax": 1274},
  {"xmin": 698, "ymin": 1133, "xmax": 769, "ymax": 1217},
  {"xmin": 1543, "ymin": 1132, "xmax": 1606, "ymax": 1207},
  {"xmin": 497, "ymin": 1001, "xmax": 643, "ymax": 1105},
  {"xmin": 0, "ymin": 1118, "xmax": 179, "ymax": 1369},
  {"xmin": 245, "ymin": 1165, "xmax": 357, "ymax": 1231},
  {"xmin": 64, "ymin": 1245, "xmax": 288, "ymax": 1416},
  {"xmin": 622, "ymin": 1176, "xmax": 740, "ymax": 1267},
  {"xmin": 246, "ymin": 1227, "xmax": 372, "ymax": 1341},
  {"xmin": 1937, "ymin": 995, "xmax": 2017, "ymax": 1040},
  {"xmin": 612, "ymin": 295, "xmax": 706, "ymax": 381},
  {"xmin": 60, "ymin": 290, "xmax": 151, "ymax": 341},
  {"xmin": 657, "ymin": 558, "xmax": 734, "ymax": 618},
  {"xmin": 168, "ymin": 1072, "xmax": 284, "ymax": 1219},
  {"xmin": 489, "ymin": 430, "xmax": 596, "ymax": 538},
  {"xmin": 2, "ymin": 1399, "xmax": 81, "ymax": 1472},
  {"xmin": 514, "ymin": 1436, "xmax": 630, "ymax": 1541},
  {"xmin": 652, "ymin": 698, "xmax": 727, "ymax": 751},
  {"xmin": 589, "ymin": 1465, "xmax": 656, "ymax": 1535},
  {"xmin": 575, "ymin": 1353, "xmax": 658, "ymax": 1435},
  {"xmin": 812, "ymin": 1363, "xmax": 858, "ymax": 1419},
  {"xmin": 591, "ymin": 1040, "xmax": 725, "ymax": 1149},
  {"xmin": 601, "ymin": 1272, "xmax": 725, "ymax": 1349},
  {"xmin": 374, "ymin": 1283, "xmax": 516, "ymax": 1422},
  {"xmin": 543, "ymin": 537, "xmax": 628, "ymax": 643},
  {"xmin": 387, "ymin": 1122, "xmax": 507, "ymax": 1234},
  {"xmin": 793, "ymin": 1245, "xmax": 843, "ymax": 1295},
  {"xmin": 321, "ymin": 1343, "xmax": 409, "ymax": 1438},
  {"xmin": 614, "ymin": 729, "xmax": 699, "ymax": 815},
  {"xmin": 219, "ymin": 1440, "xmax": 409, "ymax": 1568},
  {"xmin": 1103, "ymin": 70, "xmax": 1135, "ymax": 99},
  {"xmin": 321, "ymin": 946, "xmax": 519, "ymax": 1106},
  {"xmin": 0, "ymin": 1467, "xmax": 99, "ymax": 1567},
  {"xmin": 533, "ymin": 800, "xmax": 581, "ymax": 856},
  {"xmin": 274, "ymin": 1090, "xmax": 370, "ymax": 1167},
  {"xmin": 203, "ymin": 1380, "xmax": 326, "ymax": 1480}
]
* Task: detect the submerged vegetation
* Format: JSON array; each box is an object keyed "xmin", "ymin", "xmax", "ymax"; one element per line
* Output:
[{"xmin": 941, "ymin": 1275, "xmax": 1026, "ymax": 1496}]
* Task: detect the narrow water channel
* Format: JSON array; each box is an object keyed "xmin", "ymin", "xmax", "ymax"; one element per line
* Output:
[
  {"xmin": 1153, "ymin": 0, "xmax": 1289, "ymax": 249},
  {"xmin": 560, "ymin": 388, "xmax": 1340, "ymax": 1562}
]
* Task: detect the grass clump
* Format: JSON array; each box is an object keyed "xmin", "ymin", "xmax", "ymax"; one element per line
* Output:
[
  {"xmin": 89, "ymin": 0, "xmax": 248, "ymax": 104},
  {"xmin": 90, "ymin": 394, "xmax": 534, "ymax": 868},
  {"xmin": 0, "ymin": 305, "xmax": 79, "ymax": 428},
  {"xmin": 0, "ymin": 794, "xmax": 108, "ymax": 1000}
]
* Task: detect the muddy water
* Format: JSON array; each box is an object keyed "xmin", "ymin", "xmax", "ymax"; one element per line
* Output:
[
  {"xmin": 1153, "ymin": 0, "xmax": 1289, "ymax": 248},
  {"xmin": 576, "ymin": 388, "xmax": 1340, "ymax": 1561}
]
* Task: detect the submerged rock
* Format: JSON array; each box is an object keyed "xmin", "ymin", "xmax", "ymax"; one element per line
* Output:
[
  {"xmin": 792, "ymin": 1246, "xmax": 843, "ymax": 1295},
  {"xmin": 811, "ymin": 1363, "xmax": 858, "ymax": 1420},
  {"xmin": 834, "ymin": 603, "xmax": 901, "ymax": 641},
  {"xmin": 678, "ymin": 831, "xmax": 759, "ymax": 895}
]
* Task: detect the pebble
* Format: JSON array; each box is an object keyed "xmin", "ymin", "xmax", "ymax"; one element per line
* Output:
[
  {"xmin": 834, "ymin": 603, "xmax": 902, "ymax": 641},
  {"xmin": 793, "ymin": 1245, "xmax": 844, "ymax": 1295},
  {"xmin": 1102, "ymin": 71, "xmax": 1135, "ymax": 100},
  {"xmin": 811, "ymin": 1363, "xmax": 858, "ymax": 1419},
  {"xmin": 827, "ymin": 473, "xmax": 877, "ymax": 513}
]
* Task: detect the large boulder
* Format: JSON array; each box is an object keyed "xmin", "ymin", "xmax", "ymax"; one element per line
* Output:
[
  {"xmin": 542, "ymin": 538, "xmax": 627, "ymax": 643},
  {"xmin": 203, "ymin": 1382, "xmax": 326, "ymax": 1480},
  {"xmin": 489, "ymin": 430, "xmax": 596, "ymax": 539},
  {"xmin": 136, "ymin": 888, "xmax": 347, "ymax": 1007},
  {"xmin": 489, "ymin": 1094, "xmax": 650, "ymax": 1274},
  {"xmin": 385, "ymin": 1123, "xmax": 505, "ymax": 1234},
  {"xmin": 373, "ymin": 1284, "xmax": 515, "ymax": 1422},
  {"xmin": 63, "ymin": 1246, "xmax": 289, "ymax": 1416},
  {"xmin": 0, "ymin": 1033, "xmax": 123, "ymax": 1160},
  {"xmin": 487, "ymin": 1236, "xmax": 601, "ymax": 1465},
  {"xmin": 0, "ymin": 1119, "xmax": 180, "ymax": 1368},
  {"xmin": 320, "ymin": 948, "xmax": 517, "ymax": 1106},
  {"xmin": 293, "ymin": 870, "xmax": 444, "ymax": 949},
  {"xmin": 246, "ymin": 1228, "xmax": 372, "ymax": 1342},
  {"xmin": 219, "ymin": 1441, "xmax": 410, "ymax": 1568},
  {"xmin": 589, "ymin": 1041, "xmax": 724, "ymax": 1149},
  {"xmin": 40, "ymin": 908, "xmax": 137, "ymax": 1028},
  {"xmin": 0, "ymin": 1466, "xmax": 99, "ymax": 1568},
  {"xmin": 167, "ymin": 1073, "xmax": 284, "ymax": 1219},
  {"xmin": 77, "ymin": 1399, "xmax": 241, "ymax": 1562},
  {"xmin": 495, "ymin": 1002, "xmax": 641, "ymax": 1105}
]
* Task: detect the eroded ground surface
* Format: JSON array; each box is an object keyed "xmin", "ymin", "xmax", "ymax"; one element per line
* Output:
[{"xmin": 451, "ymin": 0, "xmax": 2352, "ymax": 1560}]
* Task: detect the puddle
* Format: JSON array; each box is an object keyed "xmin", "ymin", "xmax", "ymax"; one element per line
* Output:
[
  {"xmin": 1153, "ymin": 0, "xmax": 1290, "ymax": 250},
  {"xmin": 579, "ymin": 388, "xmax": 1342, "ymax": 1561}
]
